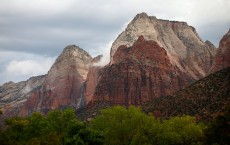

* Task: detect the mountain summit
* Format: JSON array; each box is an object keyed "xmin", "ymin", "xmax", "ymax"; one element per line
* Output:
[{"xmin": 110, "ymin": 12, "xmax": 216, "ymax": 79}]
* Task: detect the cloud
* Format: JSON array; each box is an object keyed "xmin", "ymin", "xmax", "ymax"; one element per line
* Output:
[
  {"xmin": 93, "ymin": 41, "xmax": 114, "ymax": 66},
  {"xmin": 6, "ymin": 60, "xmax": 52, "ymax": 76},
  {"xmin": 0, "ymin": 0, "xmax": 229, "ymax": 84},
  {"xmin": 0, "ymin": 51, "xmax": 55, "ymax": 85}
]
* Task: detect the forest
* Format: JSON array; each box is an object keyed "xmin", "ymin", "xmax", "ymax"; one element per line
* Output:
[{"xmin": 0, "ymin": 106, "xmax": 229, "ymax": 145}]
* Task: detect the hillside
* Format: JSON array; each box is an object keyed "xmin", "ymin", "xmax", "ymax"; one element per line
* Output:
[{"xmin": 143, "ymin": 67, "xmax": 230, "ymax": 121}]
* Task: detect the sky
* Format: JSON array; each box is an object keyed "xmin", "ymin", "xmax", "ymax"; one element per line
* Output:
[{"xmin": 0, "ymin": 0, "xmax": 230, "ymax": 85}]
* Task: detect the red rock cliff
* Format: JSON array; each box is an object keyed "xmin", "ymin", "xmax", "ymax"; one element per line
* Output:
[{"xmin": 93, "ymin": 36, "xmax": 193, "ymax": 106}]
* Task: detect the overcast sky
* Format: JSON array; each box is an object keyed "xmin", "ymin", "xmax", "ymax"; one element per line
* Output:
[{"xmin": 0, "ymin": 0, "xmax": 230, "ymax": 85}]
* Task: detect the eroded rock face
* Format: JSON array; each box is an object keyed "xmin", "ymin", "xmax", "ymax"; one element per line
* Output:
[
  {"xmin": 110, "ymin": 12, "xmax": 216, "ymax": 79},
  {"xmin": 93, "ymin": 36, "xmax": 193, "ymax": 105},
  {"xmin": 210, "ymin": 29, "xmax": 230, "ymax": 73}
]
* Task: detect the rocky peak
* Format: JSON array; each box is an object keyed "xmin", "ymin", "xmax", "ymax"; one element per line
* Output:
[
  {"xmin": 133, "ymin": 12, "xmax": 150, "ymax": 20},
  {"xmin": 110, "ymin": 12, "xmax": 216, "ymax": 79},
  {"xmin": 53, "ymin": 45, "xmax": 92, "ymax": 68},
  {"xmin": 48, "ymin": 45, "xmax": 93, "ymax": 81}
]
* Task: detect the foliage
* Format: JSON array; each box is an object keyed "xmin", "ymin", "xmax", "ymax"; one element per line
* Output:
[
  {"xmin": 91, "ymin": 106, "xmax": 205, "ymax": 145},
  {"xmin": 0, "ymin": 108, "xmax": 104, "ymax": 145}
]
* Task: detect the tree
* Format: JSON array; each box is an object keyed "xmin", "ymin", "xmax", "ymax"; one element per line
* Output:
[{"xmin": 91, "ymin": 106, "xmax": 158, "ymax": 145}]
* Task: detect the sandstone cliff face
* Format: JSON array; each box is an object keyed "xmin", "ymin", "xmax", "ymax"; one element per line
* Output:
[
  {"xmin": 210, "ymin": 29, "xmax": 230, "ymax": 73},
  {"xmin": 93, "ymin": 36, "xmax": 193, "ymax": 105},
  {"xmin": 110, "ymin": 12, "xmax": 216, "ymax": 79}
]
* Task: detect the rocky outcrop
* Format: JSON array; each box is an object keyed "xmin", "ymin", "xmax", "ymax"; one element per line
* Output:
[
  {"xmin": 110, "ymin": 12, "xmax": 216, "ymax": 79},
  {"xmin": 210, "ymin": 29, "xmax": 230, "ymax": 73},
  {"xmin": 93, "ymin": 36, "xmax": 193, "ymax": 105}
]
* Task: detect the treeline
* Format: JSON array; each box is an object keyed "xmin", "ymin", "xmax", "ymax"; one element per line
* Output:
[{"xmin": 0, "ymin": 106, "xmax": 229, "ymax": 145}]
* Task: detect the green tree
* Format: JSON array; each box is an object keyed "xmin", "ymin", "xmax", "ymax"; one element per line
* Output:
[
  {"xmin": 91, "ymin": 106, "xmax": 158, "ymax": 145},
  {"xmin": 91, "ymin": 106, "xmax": 205, "ymax": 145}
]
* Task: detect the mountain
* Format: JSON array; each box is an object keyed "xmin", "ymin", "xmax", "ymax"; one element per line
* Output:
[
  {"xmin": 0, "ymin": 45, "xmax": 100, "ymax": 120},
  {"xmin": 210, "ymin": 29, "xmax": 230, "ymax": 73},
  {"xmin": 143, "ymin": 67, "xmax": 230, "ymax": 121},
  {"xmin": 93, "ymin": 36, "xmax": 193, "ymax": 105},
  {"xmin": 110, "ymin": 12, "xmax": 216, "ymax": 79}
]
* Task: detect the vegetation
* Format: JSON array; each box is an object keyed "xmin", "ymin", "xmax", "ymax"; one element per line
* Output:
[
  {"xmin": 143, "ymin": 67, "xmax": 230, "ymax": 121},
  {"xmin": 0, "ymin": 108, "xmax": 104, "ymax": 145},
  {"xmin": 0, "ymin": 106, "xmax": 229, "ymax": 145},
  {"xmin": 91, "ymin": 106, "xmax": 204, "ymax": 145}
]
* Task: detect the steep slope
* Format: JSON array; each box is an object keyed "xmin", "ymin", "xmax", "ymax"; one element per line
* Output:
[
  {"xmin": 0, "ymin": 45, "xmax": 97, "ymax": 119},
  {"xmin": 210, "ymin": 29, "xmax": 230, "ymax": 73},
  {"xmin": 144, "ymin": 67, "xmax": 230, "ymax": 121},
  {"xmin": 93, "ymin": 36, "xmax": 193, "ymax": 106},
  {"xmin": 110, "ymin": 12, "xmax": 216, "ymax": 79}
]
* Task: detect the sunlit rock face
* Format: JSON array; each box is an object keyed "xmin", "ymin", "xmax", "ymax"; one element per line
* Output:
[
  {"xmin": 93, "ymin": 36, "xmax": 193, "ymax": 105},
  {"xmin": 41, "ymin": 45, "xmax": 93, "ymax": 111},
  {"xmin": 110, "ymin": 12, "xmax": 216, "ymax": 79},
  {"xmin": 209, "ymin": 29, "xmax": 230, "ymax": 73}
]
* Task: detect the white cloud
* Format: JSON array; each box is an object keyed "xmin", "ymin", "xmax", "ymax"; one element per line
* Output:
[
  {"xmin": 6, "ymin": 59, "xmax": 53, "ymax": 76},
  {"xmin": 0, "ymin": 51, "xmax": 55, "ymax": 85}
]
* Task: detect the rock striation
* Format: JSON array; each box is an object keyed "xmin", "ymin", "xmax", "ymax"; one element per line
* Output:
[
  {"xmin": 210, "ymin": 29, "xmax": 230, "ymax": 73},
  {"xmin": 93, "ymin": 36, "xmax": 193, "ymax": 105},
  {"xmin": 110, "ymin": 12, "xmax": 216, "ymax": 79}
]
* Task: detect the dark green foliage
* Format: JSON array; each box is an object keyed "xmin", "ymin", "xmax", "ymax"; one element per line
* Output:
[{"xmin": 0, "ymin": 108, "xmax": 104, "ymax": 145}]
